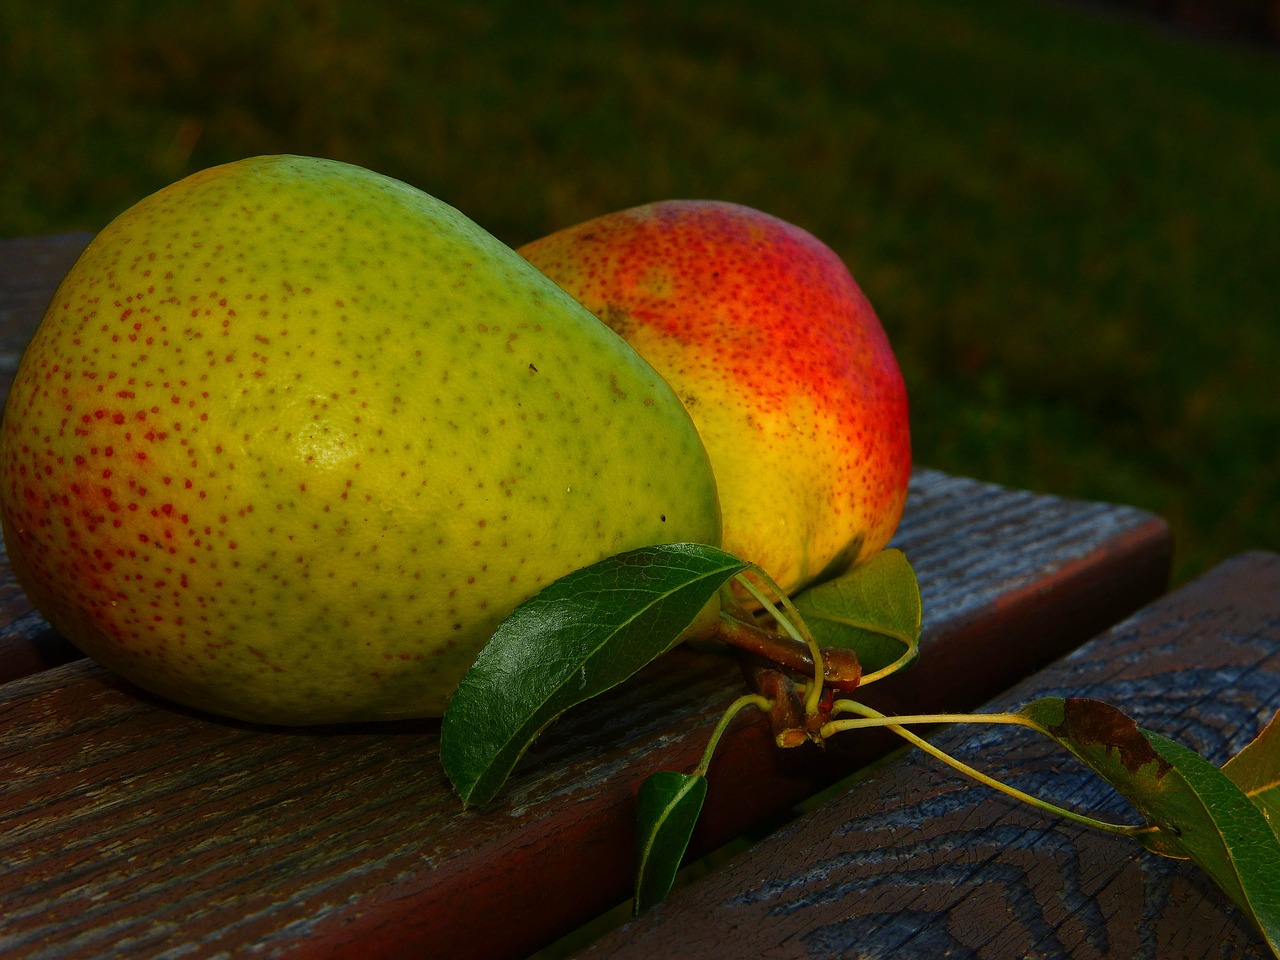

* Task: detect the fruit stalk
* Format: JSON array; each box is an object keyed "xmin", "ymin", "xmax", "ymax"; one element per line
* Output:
[
  {"xmin": 714, "ymin": 614, "xmax": 862, "ymax": 692},
  {"xmin": 823, "ymin": 700, "xmax": 1145, "ymax": 837}
]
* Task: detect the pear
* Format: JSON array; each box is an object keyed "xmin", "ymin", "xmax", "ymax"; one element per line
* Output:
[
  {"xmin": 519, "ymin": 200, "xmax": 910, "ymax": 598},
  {"xmin": 0, "ymin": 156, "xmax": 721, "ymax": 725}
]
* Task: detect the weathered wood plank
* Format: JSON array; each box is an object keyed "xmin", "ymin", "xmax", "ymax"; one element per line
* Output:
[
  {"xmin": 0, "ymin": 467, "xmax": 1171, "ymax": 960},
  {"xmin": 579, "ymin": 551, "xmax": 1280, "ymax": 960}
]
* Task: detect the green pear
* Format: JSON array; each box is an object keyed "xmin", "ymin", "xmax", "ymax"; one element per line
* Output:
[
  {"xmin": 520, "ymin": 200, "xmax": 910, "ymax": 599},
  {"xmin": 0, "ymin": 156, "xmax": 721, "ymax": 725}
]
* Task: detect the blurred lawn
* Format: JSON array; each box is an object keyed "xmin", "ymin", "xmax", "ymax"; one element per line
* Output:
[{"xmin": 1, "ymin": 0, "xmax": 1276, "ymax": 584}]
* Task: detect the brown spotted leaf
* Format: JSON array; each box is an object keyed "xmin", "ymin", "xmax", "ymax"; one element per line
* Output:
[{"xmin": 1019, "ymin": 697, "xmax": 1280, "ymax": 954}]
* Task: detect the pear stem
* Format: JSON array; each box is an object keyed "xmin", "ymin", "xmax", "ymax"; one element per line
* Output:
[
  {"xmin": 714, "ymin": 615, "xmax": 861, "ymax": 691},
  {"xmin": 733, "ymin": 569, "xmax": 827, "ymax": 718},
  {"xmin": 823, "ymin": 711, "xmax": 1030, "ymax": 731},
  {"xmin": 858, "ymin": 645, "xmax": 918, "ymax": 687},
  {"xmin": 695, "ymin": 693, "xmax": 773, "ymax": 778},
  {"xmin": 823, "ymin": 700, "xmax": 1144, "ymax": 838}
]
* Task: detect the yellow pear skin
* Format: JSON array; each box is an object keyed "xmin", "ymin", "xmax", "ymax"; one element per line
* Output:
[
  {"xmin": 520, "ymin": 200, "xmax": 910, "ymax": 598},
  {"xmin": 0, "ymin": 156, "xmax": 721, "ymax": 725}
]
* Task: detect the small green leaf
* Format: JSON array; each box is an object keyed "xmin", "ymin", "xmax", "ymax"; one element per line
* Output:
[
  {"xmin": 440, "ymin": 542, "xmax": 748, "ymax": 807},
  {"xmin": 1020, "ymin": 697, "xmax": 1280, "ymax": 953},
  {"xmin": 1223, "ymin": 708, "xmax": 1280, "ymax": 840},
  {"xmin": 634, "ymin": 771, "xmax": 709, "ymax": 914},
  {"xmin": 792, "ymin": 548, "xmax": 921, "ymax": 675}
]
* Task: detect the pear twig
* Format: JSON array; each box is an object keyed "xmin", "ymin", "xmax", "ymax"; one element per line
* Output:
[
  {"xmin": 714, "ymin": 614, "xmax": 861, "ymax": 692},
  {"xmin": 739, "ymin": 655, "xmax": 811, "ymax": 748},
  {"xmin": 822, "ymin": 699, "xmax": 1143, "ymax": 838}
]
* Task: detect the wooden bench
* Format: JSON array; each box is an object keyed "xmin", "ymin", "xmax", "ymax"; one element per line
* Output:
[
  {"xmin": 0, "ymin": 234, "xmax": 1211, "ymax": 959},
  {"xmin": 580, "ymin": 550, "xmax": 1280, "ymax": 960}
]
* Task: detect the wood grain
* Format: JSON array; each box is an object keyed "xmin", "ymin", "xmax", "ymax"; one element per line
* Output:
[
  {"xmin": 0, "ymin": 235, "xmax": 1177, "ymax": 959},
  {"xmin": 580, "ymin": 551, "xmax": 1280, "ymax": 960}
]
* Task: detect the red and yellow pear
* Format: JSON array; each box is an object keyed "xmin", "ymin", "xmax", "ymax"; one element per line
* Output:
[{"xmin": 520, "ymin": 200, "xmax": 911, "ymax": 598}]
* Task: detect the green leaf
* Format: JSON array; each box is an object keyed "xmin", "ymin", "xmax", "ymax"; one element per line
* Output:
[
  {"xmin": 792, "ymin": 548, "xmax": 922, "ymax": 675},
  {"xmin": 634, "ymin": 771, "xmax": 709, "ymax": 914},
  {"xmin": 1223, "ymin": 708, "xmax": 1280, "ymax": 841},
  {"xmin": 440, "ymin": 542, "xmax": 748, "ymax": 807},
  {"xmin": 1020, "ymin": 697, "xmax": 1280, "ymax": 953}
]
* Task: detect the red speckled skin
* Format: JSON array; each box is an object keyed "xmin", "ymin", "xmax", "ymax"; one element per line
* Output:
[{"xmin": 520, "ymin": 201, "xmax": 911, "ymax": 595}]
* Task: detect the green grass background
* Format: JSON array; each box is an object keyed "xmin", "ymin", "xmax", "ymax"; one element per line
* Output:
[{"xmin": 2, "ymin": 0, "xmax": 1276, "ymax": 584}]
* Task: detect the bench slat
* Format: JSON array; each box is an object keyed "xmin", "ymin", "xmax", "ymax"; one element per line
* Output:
[
  {"xmin": 580, "ymin": 551, "xmax": 1280, "ymax": 960},
  {"xmin": 0, "ymin": 468, "xmax": 1170, "ymax": 960}
]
